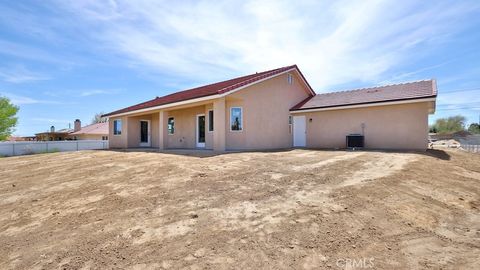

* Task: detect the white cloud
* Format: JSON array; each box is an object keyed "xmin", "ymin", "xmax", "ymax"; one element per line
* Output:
[
  {"xmin": 79, "ymin": 89, "xmax": 121, "ymax": 97},
  {"xmin": 0, "ymin": 66, "xmax": 50, "ymax": 83},
  {"xmin": 43, "ymin": 89, "xmax": 122, "ymax": 97},
  {"xmin": 58, "ymin": 0, "xmax": 480, "ymax": 91},
  {"xmin": 0, "ymin": 92, "xmax": 59, "ymax": 105}
]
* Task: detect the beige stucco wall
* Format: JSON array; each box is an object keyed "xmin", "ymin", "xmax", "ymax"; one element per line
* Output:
[
  {"xmin": 108, "ymin": 116, "xmax": 128, "ymax": 149},
  {"xmin": 296, "ymin": 102, "xmax": 430, "ymax": 150},
  {"xmin": 107, "ymin": 71, "xmax": 312, "ymax": 150},
  {"xmin": 73, "ymin": 134, "xmax": 105, "ymax": 140},
  {"xmin": 151, "ymin": 113, "xmax": 159, "ymax": 148},
  {"xmin": 205, "ymin": 104, "xmax": 214, "ymax": 149},
  {"xmin": 225, "ymin": 72, "xmax": 312, "ymax": 150},
  {"xmin": 165, "ymin": 105, "xmax": 212, "ymax": 149},
  {"xmin": 127, "ymin": 115, "xmax": 152, "ymax": 148}
]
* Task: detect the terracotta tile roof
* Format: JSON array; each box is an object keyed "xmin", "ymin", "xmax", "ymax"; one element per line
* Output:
[
  {"xmin": 70, "ymin": 122, "xmax": 108, "ymax": 135},
  {"xmin": 291, "ymin": 80, "xmax": 436, "ymax": 111},
  {"xmin": 104, "ymin": 65, "xmax": 308, "ymax": 117}
]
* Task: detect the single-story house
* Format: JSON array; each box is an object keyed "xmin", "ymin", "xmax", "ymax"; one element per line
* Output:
[
  {"xmin": 103, "ymin": 65, "xmax": 436, "ymax": 151},
  {"xmin": 35, "ymin": 119, "xmax": 108, "ymax": 141},
  {"xmin": 68, "ymin": 120, "xmax": 109, "ymax": 141},
  {"xmin": 35, "ymin": 127, "xmax": 73, "ymax": 141}
]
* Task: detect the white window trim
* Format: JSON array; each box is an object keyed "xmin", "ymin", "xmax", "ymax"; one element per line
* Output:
[
  {"xmin": 289, "ymin": 115, "xmax": 293, "ymax": 134},
  {"xmin": 207, "ymin": 109, "xmax": 214, "ymax": 133},
  {"xmin": 167, "ymin": 117, "xmax": 175, "ymax": 135},
  {"xmin": 113, "ymin": 119, "xmax": 122, "ymax": 136},
  {"xmin": 229, "ymin": 107, "xmax": 243, "ymax": 132}
]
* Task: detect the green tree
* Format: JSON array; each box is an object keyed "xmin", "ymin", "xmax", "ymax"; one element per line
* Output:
[
  {"xmin": 468, "ymin": 123, "xmax": 480, "ymax": 134},
  {"xmin": 0, "ymin": 96, "xmax": 19, "ymax": 140},
  {"xmin": 430, "ymin": 115, "xmax": 466, "ymax": 134},
  {"xmin": 91, "ymin": 112, "xmax": 107, "ymax": 124}
]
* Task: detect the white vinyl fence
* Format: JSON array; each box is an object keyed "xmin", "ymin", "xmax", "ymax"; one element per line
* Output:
[
  {"xmin": 458, "ymin": 135, "xmax": 480, "ymax": 154},
  {"xmin": 0, "ymin": 140, "xmax": 109, "ymax": 157},
  {"xmin": 461, "ymin": 144, "xmax": 480, "ymax": 154}
]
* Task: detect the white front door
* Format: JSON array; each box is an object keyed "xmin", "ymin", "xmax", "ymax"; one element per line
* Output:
[
  {"xmin": 293, "ymin": 115, "xmax": 306, "ymax": 147},
  {"xmin": 139, "ymin": 120, "xmax": 151, "ymax": 147},
  {"xmin": 196, "ymin": 114, "xmax": 206, "ymax": 148}
]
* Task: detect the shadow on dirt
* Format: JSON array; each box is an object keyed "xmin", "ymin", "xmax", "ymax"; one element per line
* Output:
[
  {"xmin": 423, "ymin": 149, "xmax": 451, "ymax": 160},
  {"xmin": 103, "ymin": 147, "xmax": 451, "ymax": 160}
]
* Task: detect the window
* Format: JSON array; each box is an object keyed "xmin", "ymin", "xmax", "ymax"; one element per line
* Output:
[
  {"xmin": 230, "ymin": 107, "xmax": 243, "ymax": 131},
  {"xmin": 208, "ymin": 110, "xmax": 214, "ymax": 132},
  {"xmin": 113, "ymin": 120, "xmax": 122, "ymax": 135},
  {"xmin": 168, "ymin": 117, "xmax": 175, "ymax": 134},
  {"xmin": 287, "ymin": 73, "xmax": 293, "ymax": 84},
  {"xmin": 102, "ymin": 136, "xmax": 108, "ymax": 140},
  {"xmin": 289, "ymin": 116, "xmax": 293, "ymax": 133}
]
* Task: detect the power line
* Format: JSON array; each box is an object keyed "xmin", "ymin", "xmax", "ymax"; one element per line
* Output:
[
  {"xmin": 440, "ymin": 87, "xmax": 480, "ymax": 94},
  {"xmin": 438, "ymin": 101, "xmax": 480, "ymax": 106},
  {"xmin": 436, "ymin": 107, "xmax": 480, "ymax": 111}
]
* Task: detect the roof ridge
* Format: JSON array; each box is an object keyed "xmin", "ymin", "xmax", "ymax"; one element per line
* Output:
[
  {"xmin": 156, "ymin": 65, "xmax": 297, "ymax": 99},
  {"xmin": 216, "ymin": 65, "xmax": 296, "ymax": 94},
  {"xmin": 80, "ymin": 121, "xmax": 107, "ymax": 128},
  {"xmin": 317, "ymin": 79, "xmax": 433, "ymax": 95},
  {"xmin": 103, "ymin": 64, "xmax": 311, "ymax": 117}
]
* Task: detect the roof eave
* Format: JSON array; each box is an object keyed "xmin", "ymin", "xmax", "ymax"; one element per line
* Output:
[{"xmin": 290, "ymin": 95, "xmax": 437, "ymax": 113}]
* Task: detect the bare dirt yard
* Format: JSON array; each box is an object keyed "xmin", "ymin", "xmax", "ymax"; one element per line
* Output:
[{"xmin": 0, "ymin": 149, "xmax": 479, "ymax": 269}]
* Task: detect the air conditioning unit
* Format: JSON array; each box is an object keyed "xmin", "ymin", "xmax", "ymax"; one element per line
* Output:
[{"xmin": 346, "ymin": 134, "xmax": 364, "ymax": 148}]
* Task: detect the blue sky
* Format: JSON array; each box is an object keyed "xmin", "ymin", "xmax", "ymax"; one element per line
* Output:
[{"xmin": 1, "ymin": 0, "xmax": 480, "ymax": 136}]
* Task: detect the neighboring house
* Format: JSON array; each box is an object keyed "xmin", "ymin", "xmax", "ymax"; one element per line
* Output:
[
  {"xmin": 103, "ymin": 65, "xmax": 437, "ymax": 151},
  {"xmin": 35, "ymin": 119, "xmax": 108, "ymax": 141},
  {"xmin": 35, "ymin": 127, "xmax": 73, "ymax": 141},
  {"xmin": 6, "ymin": 136, "xmax": 36, "ymax": 141},
  {"xmin": 68, "ymin": 120, "xmax": 109, "ymax": 141}
]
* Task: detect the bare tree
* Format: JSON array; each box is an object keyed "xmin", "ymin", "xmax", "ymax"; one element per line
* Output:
[{"xmin": 91, "ymin": 112, "xmax": 107, "ymax": 124}]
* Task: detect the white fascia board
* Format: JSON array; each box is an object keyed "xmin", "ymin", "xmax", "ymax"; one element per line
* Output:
[{"xmin": 290, "ymin": 97, "xmax": 437, "ymax": 114}]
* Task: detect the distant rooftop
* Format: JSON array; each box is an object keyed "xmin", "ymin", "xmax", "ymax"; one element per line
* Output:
[
  {"xmin": 35, "ymin": 128, "xmax": 73, "ymax": 135},
  {"xmin": 70, "ymin": 122, "xmax": 108, "ymax": 135}
]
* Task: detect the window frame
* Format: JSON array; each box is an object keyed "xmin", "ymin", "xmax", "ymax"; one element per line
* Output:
[
  {"xmin": 208, "ymin": 110, "xmax": 214, "ymax": 132},
  {"xmin": 113, "ymin": 119, "xmax": 122, "ymax": 136},
  {"xmin": 288, "ymin": 115, "xmax": 293, "ymax": 133},
  {"xmin": 229, "ymin": 107, "xmax": 243, "ymax": 132},
  {"xmin": 167, "ymin": 117, "xmax": 175, "ymax": 135},
  {"xmin": 287, "ymin": 73, "xmax": 293, "ymax": 84}
]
